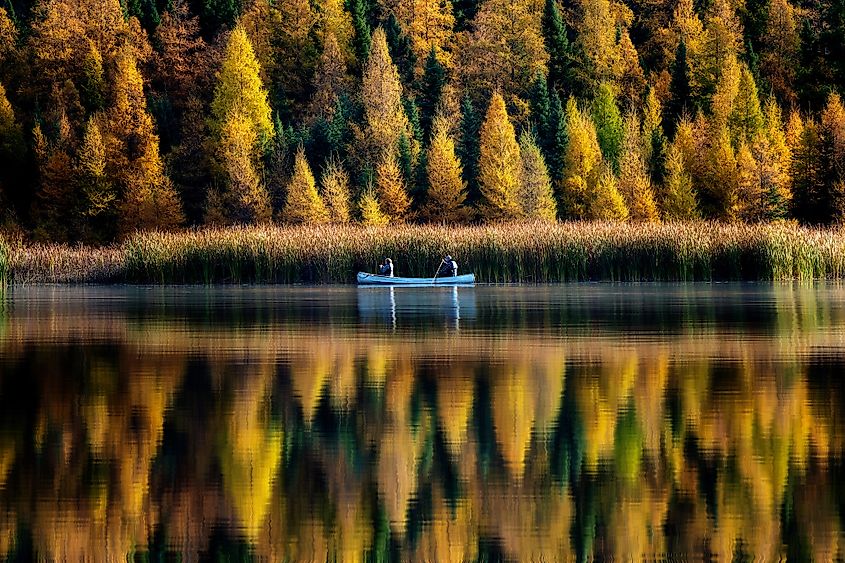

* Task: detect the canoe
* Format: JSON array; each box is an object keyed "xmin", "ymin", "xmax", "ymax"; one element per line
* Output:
[{"xmin": 357, "ymin": 272, "xmax": 476, "ymax": 285}]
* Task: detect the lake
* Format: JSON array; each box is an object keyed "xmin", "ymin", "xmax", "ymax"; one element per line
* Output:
[{"xmin": 0, "ymin": 284, "xmax": 843, "ymax": 561}]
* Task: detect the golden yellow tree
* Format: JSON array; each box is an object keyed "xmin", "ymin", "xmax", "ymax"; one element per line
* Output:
[
  {"xmin": 358, "ymin": 184, "xmax": 389, "ymax": 225},
  {"xmin": 376, "ymin": 153, "xmax": 412, "ymax": 221},
  {"xmin": 661, "ymin": 143, "xmax": 698, "ymax": 220},
  {"xmin": 218, "ymin": 110, "xmax": 273, "ymax": 223},
  {"xmin": 478, "ymin": 92, "xmax": 521, "ymax": 221},
  {"xmin": 211, "ymin": 26, "xmax": 274, "ymax": 146},
  {"xmin": 107, "ymin": 47, "xmax": 183, "ymax": 234},
  {"xmin": 618, "ymin": 113, "xmax": 659, "ymax": 221},
  {"xmin": 309, "ymin": 32, "xmax": 350, "ymax": 119},
  {"xmin": 422, "ymin": 115, "xmax": 468, "ymax": 222},
  {"xmin": 383, "ymin": 0, "xmax": 454, "ymax": 68},
  {"xmin": 321, "ymin": 158, "xmax": 352, "ymax": 223},
  {"xmin": 561, "ymin": 98, "xmax": 603, "ymax": 218},
  {"xmin": 518, "ymin": 131, "xmax": 557, "ymax": 221},
  {"xmin": 456, "ymin": 0, "xmax": 547, "ymax": 97},
  {"xmin": 77, "ymin": 117, "xmax": 115, "ymax": 231},
  {"xmin": 284, "ymin": 146, "xmax": 330, "ymax": 223},
  {"xmin": 361, "ymin": 27, "xmax": 410, "ymax": 159},
  {"xmin": 316, "ymin": 0, "xmax": 355, "ymax": 62},
  {"xmin": 591, "ymin": 166, "xmax": 628, "ymax": 220}
]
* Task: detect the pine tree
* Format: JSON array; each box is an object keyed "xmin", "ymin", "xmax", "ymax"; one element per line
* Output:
[
  {"xmin": 0, "ymin": 81, "xmax": 23, "ymax": 205},
  {"xmin": 419, "ymin": 48, "xmax": 446, "ymax": 140},
  {"xmin": 542, "ymin": 0, "xmax": 573, "ymax": 91},
  {"xmin": 457, "ymin": 95, "xmax": 482, "ymax": 202},
  {"xmin": 284, "ymin": 146, "xmax": 330, "ymax": 223},
  {"xmin": 760, "ymin": 0, "xmax": 799, "ymax": 105},
  {"xmin": 661, "ymin": 143, "xmax": 698, "ymax": 220},
  {"xmin": 384, "ymin": 15, "xmax": 416, "ymax": 86},
  {"xmin": 350, "ymin": 0, "xmax": 371, "ymax": 65},
  {"xmin": 666, "ymin": 39, "xmax": 692, "ymax": 131},
  {"xmin": 361, "ymin": 27, "xmax": 410, "ymax": 160},
  {"xmin": 422, "ymin": 115, "xmax": 468, "ymax": 222},
  {"xmin": 321, "ymin": 157, "xmax": 352, "ymax": 222},
  {"xmin": 547, "ymin": 89, "xmax": 568, "ymax": 182},
  {"xmin": 618, "ymin": 113, "xmax": 659, "ymax": 221},
  {"xmin": 309, "ymin": 32, "xmax": 351, "ymax": 120},
  {"xmin": 642, "ymin": 87, "xmax": 668, "ymax": 187},
  {"xmin": 376, "ymin": 152, "xmax": 412, "ymax": 220},
  {"xmin": 477, "ymin": 92, "xmax": 521, "ymax": 221},
  {"xmin": 591, "ymin": 83, "xmax": 623, "ymax": 171},
  {"xmin": 518, "ymin": 131, "xmax": 557, "ymax": 221},
  {"xmin": 211, "ymin": 26, "xmax": 275, "ymax": 148}
]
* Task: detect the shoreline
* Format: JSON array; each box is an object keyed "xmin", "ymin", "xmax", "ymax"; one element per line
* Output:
[{"xmin": 3, "ymin": 222, "xmax": 845, "ymax": 284}]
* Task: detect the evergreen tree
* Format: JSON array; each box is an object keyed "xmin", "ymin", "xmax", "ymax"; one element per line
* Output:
[
  {"xmin": 284, "ymin": 146, "xmax": 330, "ymax": 223},
  {"xmin": 477, "ymin": 92, "xmax": 522, "ymax": 221},
  {"xmin": 666, "ymin": 39, "xmax": 692, "ymax": 132},
  {"xmin": 818, "ymin": 93, "xmax": 845, "ymax": 224},
  {"xmin": 547, "ymin": 89, "xmax": 568, "ymax": 182},
  {"xmin": 0, "ymin": 81, "xmax": 23, "ymax": 209},
  {"xmin": 418, "ymin": 48, "xmax": 446, "ymax": 140},
  {"xmin": 350, "ymin": 0, "xmax": 371, "ymax": 65},
  {"xmin": 518, "ymin": 131, "xmax": 557, "ymax": 221},
  {"xmin": 202, "ymin": 0, "xmax": 241, "ymax": 35},
  {"xmin": 421, "ymin": 115, "xmax": 468, "ymax": 222},
  {"xmin": 791, "ymin": 119, "xmax": 822, "ymax": 223},
  {"xmin": 542, "ymin": 0, "xmax": 573, "ymax": 91},
  {"xmin": 591, "ymin": 83, "xmax": 623, "ymax": 172},
  {"xmin": 457, "ymin": 95, "xmax": 482, "ymax": 202},
  {"xmin": 308, "ymin": 32, "xmax": 351, "ymax": 120},
  {"xmin": 384, "ymin": 14, "xmax": 416, "ymax": 86},
  {"xmin": 77, "ymin": 118, "xmax": 116, "ymax": 241}
]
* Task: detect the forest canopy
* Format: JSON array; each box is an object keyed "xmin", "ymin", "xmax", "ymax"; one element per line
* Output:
[{"xmin": 0, "ymin": 0, "xmax": 843, "ymax": 241}]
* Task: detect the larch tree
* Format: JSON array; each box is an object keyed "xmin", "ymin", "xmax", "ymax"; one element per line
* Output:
[
  {"xmin": 696, "ymin": 0, "xmax": 743, "ymax": 105},
  {"xmin": 211, "ymin": 26, "xmax": 274, "ymax": 147},
  {"xmin": 518, "ymin": 131, "xmax": 557, "ymax": 222},
  {"xmin": 359, "ymin": 183, "xmax": 390, "ymax": 225},
  {"xmin": 33, "ymin": 124, "xmax": 76, "ymax": 242},
  {"xmin": 0, "ymin": 81, "xmax": 23, "ymax": 207},
  {"xmin": 818, "ymin": 93, "xmax": 845, "ymax": 224},
  {"xmin": 456, "ymin": 0, "xmax": 548, "ymax": 98},
  {"xmin": 661, "ymin": 143, "xmax": 698, "ymax": 220},
  {"xmin": 591, "ymin": 83, "xmax": 624, "ymax": 172},
  {"xmin": 618, "ymin": 113, "xmax": 659, "ymax": 221},
  {"xmin": 591, "ymin": 166, "xmax": 629, "ymax": 221},
  {"xmin": 561, "ymin": 98, "xmax": 604, "ymax": 218},
  {"xmin": 216, "ymin": 110, "xmax": 272, "ymax": 224},
  {"xmin": 760, "ymin": 99, "xmax": 792, "ymax": 218},
  {"xmin": 309, "ymin": 32, "xmax": 351, "ymax": 120},
  {"xmin": 477, "ymin": 92, "xmax": 522, "ymax": 221},
  {"xmin": 385, "ymin": 0, "xmax": 454, "ymax": 69},
  {"xmin": 107, "ymin": 47, "xmax": 184, "ymax": 235},
  {"xmin": 316, "ymin": 0, "xmax": 355, "ymax": 62},
  {"xmin": 705, "ymin": 126, "xmax": 739, "ymax": 220},
  {"xmin": 376, "ymin": 153, "xmax": 412, "ymax": 220},
  {"xmin": 735, "ymin": 142, "xmax": 760, "ymax": 221},
  {"xmin": 361, "ymin": 27, "xmax": 411, "ymax": 161},
  {"xmin": 760, "ymin": 0, "xmax": 799, "ymax": 106},
  {"xmin": 321, "ymin": 159, "xmax": 352, "ymax": 223},
  {"xmin": 791, "ymin": 119, "xmax": 822, "ymax": 223},
  {"xmin": 210, "ymin": 26, "xmax": 274, "ymax": 223},
  {"xmin": 422, "ymin": 115, "xmax": 468, "ymax": 222},
  {"xmin": 77, "ymin": 117, "xmax": 115, "ymax": 241},
  {"xmin": 284, "ymin": 146, "xmax": 330, "ymax": 223},
  {"xmin": 728, "ymin": 64, "xmax": 765, "ymax": 147}
]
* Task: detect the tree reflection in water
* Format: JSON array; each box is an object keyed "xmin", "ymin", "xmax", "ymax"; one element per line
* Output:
[{"xmin": 0, "ymin": 284, "xmax": 843, "ymax": 561}]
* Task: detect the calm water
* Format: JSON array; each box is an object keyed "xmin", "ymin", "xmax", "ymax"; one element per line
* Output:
[{"xmin": 0, "ymin": 284, "xmax": 844, "ymax": 561}]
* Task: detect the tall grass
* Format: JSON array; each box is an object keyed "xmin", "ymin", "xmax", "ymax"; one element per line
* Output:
[{"xmin": 120, "ymin": 222, "xmax": 845, "ymax": 284}]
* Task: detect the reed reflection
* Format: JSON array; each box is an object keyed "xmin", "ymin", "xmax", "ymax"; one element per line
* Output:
[{"xmin": 0, "ymin": 285, "xmax": 843, "ymax": 561}]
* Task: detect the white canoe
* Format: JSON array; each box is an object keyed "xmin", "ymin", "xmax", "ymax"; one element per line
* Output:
[{"xmin": 357, "ymin": 272, "xmax": 476, "ymax": 285}]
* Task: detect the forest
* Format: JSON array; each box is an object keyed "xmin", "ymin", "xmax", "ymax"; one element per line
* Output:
[{"xmin": 0, "ymin": 0, "xmax": 843, "ymax": 243}]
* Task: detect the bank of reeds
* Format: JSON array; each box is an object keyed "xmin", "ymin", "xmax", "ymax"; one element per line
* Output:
[
  {"xmin": 3, "ymin": 222, "xmax": 845, "ymax": 284},
  {"xmin": 119, "ymin": 222, "xmax": 845, "ymax": 284}
]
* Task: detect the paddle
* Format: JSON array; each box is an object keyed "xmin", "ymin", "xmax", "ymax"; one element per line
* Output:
[{"xmin": 432, "ymin": 258, "xmax": 445, "ymax": 284}]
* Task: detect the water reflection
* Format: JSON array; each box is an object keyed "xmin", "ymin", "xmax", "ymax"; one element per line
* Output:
[{"xmin": 0, "ymin": 285, "xmax": 844, "ymax": 560}]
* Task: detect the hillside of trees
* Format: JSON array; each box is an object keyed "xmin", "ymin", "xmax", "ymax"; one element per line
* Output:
[{"xmin": 0, "ymin": 0, "xmax": 843, "ymax": 242}]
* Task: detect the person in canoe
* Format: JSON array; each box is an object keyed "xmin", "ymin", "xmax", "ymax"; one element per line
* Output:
[
  {"xmin": 379, "ymin": 257, "xmax": 394, "ymax": 277},
  {"xmin": 437, "ymin": 255, "xmax": 458, "ymax": 277}
]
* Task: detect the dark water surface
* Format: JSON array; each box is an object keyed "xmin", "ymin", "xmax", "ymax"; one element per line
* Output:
[{"xmin": 1, "ymin": 284, "xmax": 844, "ymax": 561}]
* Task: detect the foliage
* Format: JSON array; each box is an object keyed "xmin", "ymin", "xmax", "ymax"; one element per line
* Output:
[{"xmin": 477, "ymin": 92, "xmax": 521, "ymax": 221}]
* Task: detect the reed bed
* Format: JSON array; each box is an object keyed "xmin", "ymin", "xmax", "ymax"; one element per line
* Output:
[
  {"xmin": 119, "ymin": 222, "xmax": 845, "ymax": 284},
  {"xmin": 5, "ymin": 242, "xmax": 124, "ymax": 283}
]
